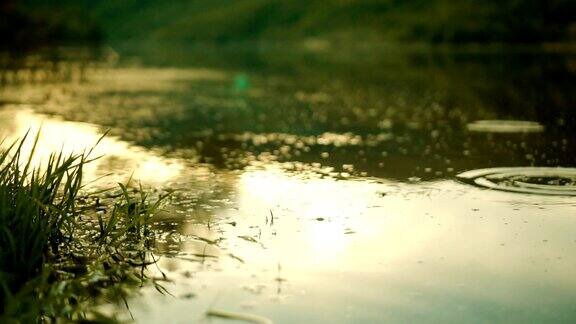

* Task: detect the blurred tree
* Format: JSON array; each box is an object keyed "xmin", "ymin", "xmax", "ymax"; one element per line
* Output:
[
  {"xmin": 2, "ymin": 0, "xmax": 576, "ymax": 47},
  {"xmin": 1, "ymin": 0, "xmax": 101, "ymax": 49}
]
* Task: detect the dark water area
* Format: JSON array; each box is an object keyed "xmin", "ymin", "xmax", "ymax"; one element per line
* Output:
[
  {"xmin": 2, "ymin": 45, "xmax": 575, "ymax": 180},
  {"xmin": 1, "ymin": 44, "xmax": 576, "ymax": 322}
]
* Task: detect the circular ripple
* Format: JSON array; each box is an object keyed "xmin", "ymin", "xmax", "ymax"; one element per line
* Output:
[
  {"xmin": 457, "ymin": 167, "xmax": 576, "ymax": 196},
  {"xmin": 466, "ymin": 120, "xmax": 544, "ymax": 133}
]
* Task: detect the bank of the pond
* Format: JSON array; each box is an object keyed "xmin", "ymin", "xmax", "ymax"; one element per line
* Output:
[{"xmin": 0, "ymin": 133, "xmax": 170, "ymax": 322}]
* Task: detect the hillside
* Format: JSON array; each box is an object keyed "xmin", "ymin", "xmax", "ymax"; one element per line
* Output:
[{"xmin": 7, "ymin": 0, "xmax": 576, "ymax": 46}]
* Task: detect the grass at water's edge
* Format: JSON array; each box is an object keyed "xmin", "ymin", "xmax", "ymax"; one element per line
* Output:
[{"xmin": 0, "ymin": 132, "xmax": 170, "ymax": 322}]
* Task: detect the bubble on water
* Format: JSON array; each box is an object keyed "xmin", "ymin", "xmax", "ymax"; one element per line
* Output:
[
  {"xmin": 457, "ymin": 167, "xmax": 576, "ymax": 196},
  {"xmin": 466, "ymin": 120, "xmax": 544, "ymax": 133}
]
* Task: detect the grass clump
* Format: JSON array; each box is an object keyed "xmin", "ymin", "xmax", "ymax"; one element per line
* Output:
[{"xmin": 0, "ymin": 132, "xmax": 170, "ymax": 322}]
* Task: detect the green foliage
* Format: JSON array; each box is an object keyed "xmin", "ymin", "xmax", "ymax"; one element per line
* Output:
[
  {"xmin": 0, "ymin": 131, "xmax": 170, "ymax": 321},
  {"xmin": 0, "ymin": 131, "xmax": 86, "ymax": 300},
  {"xmin": 85, "ymin": 0, "xmax": 576, "ymax": 43},
  {"xmin": 395, "ymin": 0, "xmax": 576, "ymax": 43},
  {"xmin": 3, "ymin": 0, "xmax": 576, "ymax": 45},
  {"xmin": 97, "ymin": 182, "xmax": 170, "ymax": 246},
  {"xmin": 0, "ymin": 0, "xmax": 102, "ymax": 49}
]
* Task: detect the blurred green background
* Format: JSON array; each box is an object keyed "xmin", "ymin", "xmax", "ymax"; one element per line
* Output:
[{"xmin": 2, "ymin": 0, "xmax": 576, "ymax": 48}]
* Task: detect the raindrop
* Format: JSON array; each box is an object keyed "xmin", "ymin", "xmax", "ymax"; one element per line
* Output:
[{"xmin": 457, "ymin": 167, "xmax": 576, "ymax": 196}]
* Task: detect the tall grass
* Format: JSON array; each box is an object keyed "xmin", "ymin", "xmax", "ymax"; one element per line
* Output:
[
  {"xmin": 0, "ymin": 132, "xmax": 87, "ymax": 304},
  {"xmin": 0, "ymin": 132, "xmax": 170, "ymax": 321}
]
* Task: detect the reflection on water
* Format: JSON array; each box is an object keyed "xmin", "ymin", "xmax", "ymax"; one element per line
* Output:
[
  {"xmin": 466, "ymin": 120, "xmax": 545, "ymax": 133},
  {"xmin": 1, "ymin": 46, "xmax": 576, "ymax": 322},
  {"xmin": 133, "ymin": 171, "xmax": 576, "ymax": 323},
  {"xmin": 3, "ymin": 47, "xmax": 575, "ymax": 181},
  {"xmin": 0, "ymin": 107, "xmax": 185, "ymax": 187}
]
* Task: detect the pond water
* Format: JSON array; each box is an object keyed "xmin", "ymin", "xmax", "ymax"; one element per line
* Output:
[{"xmin": 1, "ymin": 45, "xmax": 576, "ymax": 323}]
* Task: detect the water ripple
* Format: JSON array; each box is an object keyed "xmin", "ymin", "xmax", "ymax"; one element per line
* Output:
[{"xmin": 457, "ymin": 167, "xmax": 576, "ymax": 196}]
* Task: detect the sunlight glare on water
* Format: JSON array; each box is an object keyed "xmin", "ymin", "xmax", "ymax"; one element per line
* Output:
[
  {"xmin": 0, "ymin": 107, "xmax": 184, "ymax": 186},
  {"xmin": 127, "ymin": 167, "xmax": 576, "ymax": 323}
]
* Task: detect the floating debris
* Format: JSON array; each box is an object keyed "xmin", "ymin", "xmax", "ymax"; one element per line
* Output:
[
  {"xmin": 206, "ymin": 309, "xmax": 273, "ymax": 324},
  {"xmin": 466, "ymin": 120, "xmax": 544, "ymax": 133},
  {"xmin": 180, "ymin": 293, "xmax": 196, "ymax": 299},
  {"xmin": 238, "ymin": 235, "xmax": 259, "ymax": 243}
]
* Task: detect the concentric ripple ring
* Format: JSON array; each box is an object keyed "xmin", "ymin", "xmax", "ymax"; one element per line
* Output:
[{"xmin": 456, "ymin": 167, "xmax": 576, "ymax": 196}]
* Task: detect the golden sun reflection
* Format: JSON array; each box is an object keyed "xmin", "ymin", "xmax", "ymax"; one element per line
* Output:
[
  {"xmin": 0, "ymin": 107, "xmax": 184, "ymax": 186},
  {"xmin": 237, "ymin": 169, "xmax": 356, "ymax": 265},
  {"xmin": 231, "ymin": 167, "xmax": 576, "ymax": 285},
  {"xmin": 135, "ymin": 164, "xmax": 576, "ymax": 324},
  {"xmin": 305, "ymin": 221, "xmax": 348, "ymax": 263}
]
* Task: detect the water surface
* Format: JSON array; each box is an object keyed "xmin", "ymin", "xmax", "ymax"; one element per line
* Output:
[{"xmin": 1, "ymin": 45, "xmax": 575, "ymax": 323}]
